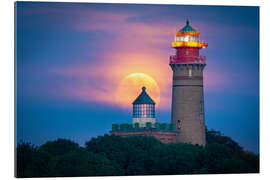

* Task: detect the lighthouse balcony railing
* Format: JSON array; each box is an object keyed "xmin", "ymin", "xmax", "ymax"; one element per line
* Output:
[{"xmin": 169, "ymin": 55, "xmax": 206, "ymax": 64}]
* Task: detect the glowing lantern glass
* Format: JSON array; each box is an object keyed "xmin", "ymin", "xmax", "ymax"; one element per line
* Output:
[{"xmin": 132, "ymin": 87, "xmax": 155, "ymax": 118}]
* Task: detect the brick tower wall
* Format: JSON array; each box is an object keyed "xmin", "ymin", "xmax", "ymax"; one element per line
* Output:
[
  {"xmin": 110, "ymin": 130, "xmax": 179, "ymax": 144},
  {"xmin": 170, "ymin": 63, "xmax": 206, "ymax": 146}
]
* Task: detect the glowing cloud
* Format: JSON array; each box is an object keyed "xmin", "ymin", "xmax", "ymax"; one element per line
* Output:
[{"xmin": 36, "ymin": 7, "xmax": 231, "ymax": 110}]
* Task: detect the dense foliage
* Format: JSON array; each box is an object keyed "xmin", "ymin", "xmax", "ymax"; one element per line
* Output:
[{"xmin": 16, "ymin": 129, "xmax": 259, "ymax": 177}]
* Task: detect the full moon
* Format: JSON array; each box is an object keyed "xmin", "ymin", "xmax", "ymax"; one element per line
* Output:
[{"xmin": 115, "ymin": 73, "xmax": 160, "ymax": 108}]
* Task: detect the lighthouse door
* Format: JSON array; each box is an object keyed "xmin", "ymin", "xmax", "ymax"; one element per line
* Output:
[{"xmin": 177, "ymin": 120, "xmax": 181, "ymax": 130}]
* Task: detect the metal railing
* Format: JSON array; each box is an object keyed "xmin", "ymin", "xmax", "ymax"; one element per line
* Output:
[{"xmin": 169, "ymin": 55, "xmax": 206, "ymax": 64}]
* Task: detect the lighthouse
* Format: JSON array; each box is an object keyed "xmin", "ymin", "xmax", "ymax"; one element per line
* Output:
[{"xmin": 169, "ymin": 20, "xmax": 208, "ymax": 146}]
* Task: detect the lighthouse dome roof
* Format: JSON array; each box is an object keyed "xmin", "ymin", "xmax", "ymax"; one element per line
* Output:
[
  {"xmin": 179, "ymin": 20, "xmax": 197, "ymax": 32},
  {"xmin": 132, "ymin": 87, "xmax": 155, "ymax": 105}
]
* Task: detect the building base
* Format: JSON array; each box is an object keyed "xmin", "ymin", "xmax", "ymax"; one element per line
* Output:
[{"xmin": 110, "ymin": 130, "xmax": 179, "ymax": 144}]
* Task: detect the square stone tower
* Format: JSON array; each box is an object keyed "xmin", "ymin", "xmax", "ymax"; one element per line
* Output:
[{"xmin": 170, "ymin": 20, "xmax": 208, "ymax": 146}]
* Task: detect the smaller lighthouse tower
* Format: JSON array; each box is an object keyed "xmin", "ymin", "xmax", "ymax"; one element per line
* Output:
[
  {"xmin": 110, "ymin": 87, "xmax": 178, "ymax": 144},
  {"xmin": 132, "ymin": 87, "xmax": 156, "ymax": 128},
  {"xmin": 170, "ymin": 20, "xmax": 208, "ymax": 146}
]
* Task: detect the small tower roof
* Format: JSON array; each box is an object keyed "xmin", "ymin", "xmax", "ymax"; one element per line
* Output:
[
  {"xmin": 179, "ymin": 20, "xmax": 197, "ymax": 32},
  {"xmin": 132, "ymin": 87, "xmax": 155, "ymax": 105}
]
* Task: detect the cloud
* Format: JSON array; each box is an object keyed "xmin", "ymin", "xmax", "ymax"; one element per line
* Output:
[
  {"xmin": 20, "ymin": 5, "xmax": 236, "ymax": 110},
  {"xmin": 43, "ymin": 8, "xmax": 175, "ymax": 109}
]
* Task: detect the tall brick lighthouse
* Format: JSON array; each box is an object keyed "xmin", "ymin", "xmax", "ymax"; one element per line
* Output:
[{"xmin": 169, "ymin": 20, "xmax": 208, "ymax": 146}]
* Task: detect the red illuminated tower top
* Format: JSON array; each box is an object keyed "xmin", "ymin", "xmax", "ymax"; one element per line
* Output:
[{"xmin": 169, "ymin": 20, "xmax": 208, "ymax": 64}]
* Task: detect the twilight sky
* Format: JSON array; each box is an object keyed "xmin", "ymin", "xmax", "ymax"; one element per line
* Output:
[{"xmin": 16, "ymin": 2, "xmax": 259, "ymax": 153}]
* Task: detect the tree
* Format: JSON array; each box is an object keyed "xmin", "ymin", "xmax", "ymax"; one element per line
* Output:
[
  {"xmin": 39, "ymin": 138, "xmax": 80, "ymax": 156},
  {"xmin": 206, "ymin": 128, "xmax": 243, "ymax": 153},
  {"xmin": 147, "ymin": 143, "xmax": 205, "ymax": 175},
  {"xmin": 47, "ymin": 149, "xmax": 124, "ymax": 176},
  {"xmin": 205, "ymin": 128, "xmax": 259, "ymax": 173},
  {"xmin": 16, "ymin": 131, "xmax": 259, "ymax": 177},
  {"xmin": 86, "ymin": 135, "xmax": 163, "ymax": 175},
  {"xmin": 16, "ymin": 142, "xmax": 38, "ymax": 177}
]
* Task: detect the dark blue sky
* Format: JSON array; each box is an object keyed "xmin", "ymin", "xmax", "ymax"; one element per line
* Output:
[{"xmin": 16, "ymin": 2, "xmax": 259, "ymax": 153}]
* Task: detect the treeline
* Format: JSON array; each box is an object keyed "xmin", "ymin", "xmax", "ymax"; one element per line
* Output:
[{"xmin": 16, "ymin": 129, "xmax": 259, "ymax": 177}]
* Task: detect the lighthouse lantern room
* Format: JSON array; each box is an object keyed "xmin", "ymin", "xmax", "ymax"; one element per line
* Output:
[
  {"xmin": 170, "ymin": 20, "xmax": 208, "ymax": 64},
  {"xmin": 132, "ymin": 87, "xmax": 156, "ymax": 128}
]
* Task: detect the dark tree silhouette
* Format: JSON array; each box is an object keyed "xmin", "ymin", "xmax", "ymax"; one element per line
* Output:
[
  {"xmin": 16, "ymin": 130, "xmax": 259, "ymax": 177},
  {"xmin": 16, "ymin": 142, "xmax": 38, "ymax": 177}
]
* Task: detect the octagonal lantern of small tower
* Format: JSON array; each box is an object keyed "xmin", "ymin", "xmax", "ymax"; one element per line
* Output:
[{"xmin": 132, "ymin": 87, "xmax": 156, "ymax": 128}]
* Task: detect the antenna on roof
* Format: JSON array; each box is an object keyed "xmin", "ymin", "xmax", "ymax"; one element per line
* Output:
[
  {"xmin": 186, "ymin": 19, "xmax": 190, "ymax": 26},
  {"xmin": 142, "ymin": 86, "xmax": 146, "ymax": 92}
]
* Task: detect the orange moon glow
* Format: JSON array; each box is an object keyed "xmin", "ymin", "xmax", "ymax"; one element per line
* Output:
[{"xmin": 115, "ymin": 73, "xmax": 160, "ymax": 108}]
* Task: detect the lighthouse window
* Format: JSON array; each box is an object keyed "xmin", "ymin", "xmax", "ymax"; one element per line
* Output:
[
  {"xmin": 184, "ymin": 35, "xmax": 189, "ymax": 42},
  {"xmin": 200, "ymin": 101, "xmax": 203, "ymax": 114},
  {"xmin": 180, "ymin": 36, "xmax": 184, "ymax": 41},
  {"xmin": 133, "ymin": 104, "xmax": 155, "ymax": 118},
  {"xmin": 177, "ymin": 120, "xmax": 181, "ymax": 130},
  {"xmin": 188, "ymin": 69, "xmax": 192, "ymax": 78}
]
